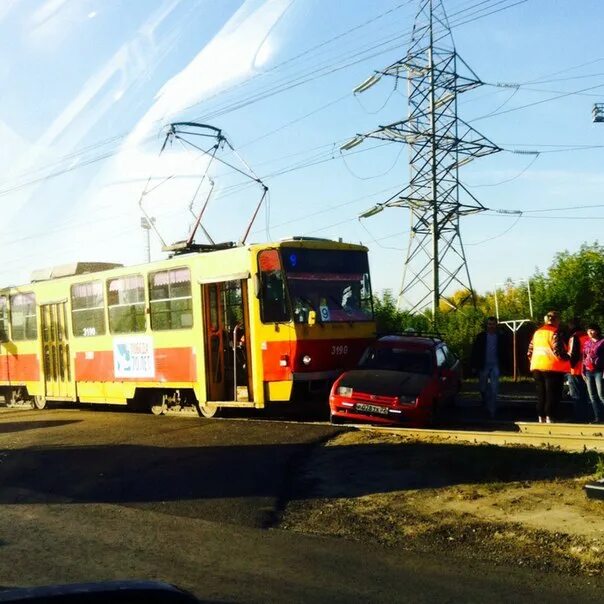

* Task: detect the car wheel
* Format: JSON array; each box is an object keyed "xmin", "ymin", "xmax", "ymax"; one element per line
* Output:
[
  {"xmin": 428, "ymin": 400, "xmax": 438, "ymax": 427},
  {"xmin": 330, "ymin": 412, "xmax": 345, "ymax": 425}
]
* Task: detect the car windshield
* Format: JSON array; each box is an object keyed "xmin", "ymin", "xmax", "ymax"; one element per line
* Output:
[
  {"xmin": 281, "ymin": 247, "xmax": 373, "ymax": 323},
  {"xmin": 359, "ymin": 346, "xmax": 433, "ymax": 374}
]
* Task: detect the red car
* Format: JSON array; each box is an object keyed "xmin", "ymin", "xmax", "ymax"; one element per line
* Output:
[{"xmin": 329, "ymin": 334, "xmax": 462, "ymax": 426}]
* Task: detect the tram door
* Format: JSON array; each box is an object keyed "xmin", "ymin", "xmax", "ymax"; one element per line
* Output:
[
  {"xmin": 202, "ymin": 280, "xmax": 252, "ymax": 402},
  {"xmin": 40, "ymin": 303, "xmax": 75, "ymax": 399}
]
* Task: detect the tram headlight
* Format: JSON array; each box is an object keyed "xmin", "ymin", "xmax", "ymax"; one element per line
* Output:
[{"xmin": 302, "ymin": 355, "xmax": 312, "ymax": 365}]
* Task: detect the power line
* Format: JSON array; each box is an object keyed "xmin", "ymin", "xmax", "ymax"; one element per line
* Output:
[
  {"xmin": 0, "ymin": 0, "xmax": 525, "ymax": 198},
  {"xmin": 486, "ymin": 212, "xmax": 604, "ymax": 220},
  {"xmin": 184, "ymin": 0, "xmax": 522, "ymax": 125},
  {"xmin": 345, "ymin": 0, "xmax": 508, "ymax": 315},
  {"xmin": 473, "ymin": 81, "xmax": 604, "ymax": 121},
  {"xmin": 512, "ymin": 202, "xmax": 604, "ymax": 214},
  {"xmin": 465, "ymin": 152, "xmax": 540, "ymax": 187},
  {"xmin": 465, "ymin": 213, "xmax": 523, "ymax": 245}
]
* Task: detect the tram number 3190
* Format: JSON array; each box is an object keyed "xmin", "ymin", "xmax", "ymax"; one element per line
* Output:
[{"xmin": 331, "ymin": 345, "xmax": 349, "ymax": 356}]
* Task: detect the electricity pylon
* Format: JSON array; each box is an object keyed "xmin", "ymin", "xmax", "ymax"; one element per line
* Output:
[{"xmin": 341, "ymin": 0, "xmax": 501, "ymax": 316}]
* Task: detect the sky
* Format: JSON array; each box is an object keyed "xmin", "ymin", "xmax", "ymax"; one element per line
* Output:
[{"xmin": 1, "ymin": 0, "xmax": 604, "ymax": 312}]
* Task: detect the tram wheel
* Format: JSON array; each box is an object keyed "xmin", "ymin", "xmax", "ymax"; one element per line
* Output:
[
  {"xmin": 196, "ymin": 401, "xmax": 220, "ymax": 419},
  {"xmin": 150, "ymin": 394, "xmax": 167, "ymax": 416},
  {"xmin": 32, "ymin": 395, "xmax": 47, "ymax": 410}
]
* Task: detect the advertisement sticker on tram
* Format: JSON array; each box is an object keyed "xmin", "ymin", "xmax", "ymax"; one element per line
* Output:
[{"xmin": 113, "ymin": 336, "xmax": 155, "ymax": 378}]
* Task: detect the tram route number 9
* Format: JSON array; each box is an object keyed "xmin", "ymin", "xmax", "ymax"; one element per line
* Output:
[{"xmin": 331, "ymin": 345, "xmax": 348, "ymax": 356}]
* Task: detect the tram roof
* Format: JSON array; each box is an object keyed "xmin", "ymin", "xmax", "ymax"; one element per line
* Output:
[{"xmin": 3, "ymin": 238, "xmax": 368, "ymax": 291}]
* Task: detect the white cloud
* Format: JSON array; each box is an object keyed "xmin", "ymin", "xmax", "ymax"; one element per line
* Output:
[
  {"xmin": 129, "ymin": 0, "xmax": 295, "ymax": 144},
  {"xmin": 30, "ymin": 0, "xmax": 69, "ymax": 27},
  {"xmin": 0, "ymin": 0, "xmax": 297, "ymax": 282},
  {"xmin": 70, "ymin": 0, "xmax": 296, "ymax": 263},
  {"xmin": 2, "ymin": 0, "xmax": 184, "ymax": 227},
  {"xmin": 0, "ymin": 0, "xmax": 19, "ymax": 23}
]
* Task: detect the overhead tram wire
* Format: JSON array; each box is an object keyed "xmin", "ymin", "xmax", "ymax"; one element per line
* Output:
[
  {"xmin": 248, "ymin": 183, "xmax": 403, "ymax": 237},
  {"xmin": 188, "ymin": 0, "xmax": 526, "ymax": 123},
  {"xmin": 0, "ymin": 2, "xmax": 420, "ymax": 188},
  {"xmin": 0, "ymin": 3, "xmax": 416, "ymax": 192},
  {"xmin": 0, "ymin": 182, "xmax": 405, "ymax": 272},
  {"xmin": 185, "ymin": 0, "xmax": 497, "ymax": 116},
  {"xmin": 0, "ymin": 0, "xmax": 523, "ymax": 196},
  {"xmin": 0, "ymin": 1, "xmax": 528, "ymax": 254},
  {"xmin": 341, "ymin": 144, "xmax": 406, "ymax": 180},
  {"xmin": 238, "ymin": 92, "xmax": 352, "ymax": 149},
  {"xmin": 0, "ymin": 135, "xmax": 397, "ymax": 247},
  {"xmin": 358, "ymin": 219, "xmax": 408, "ymax": 252}
]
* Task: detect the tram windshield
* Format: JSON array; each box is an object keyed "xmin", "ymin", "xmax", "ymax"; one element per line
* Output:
[{"xmin": 281, "ymin": 247, "xmax": 373, "ymax": 323}]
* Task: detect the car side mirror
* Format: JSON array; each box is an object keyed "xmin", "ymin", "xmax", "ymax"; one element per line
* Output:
[{"xmin": 308, "ymin": 310, "xmax": 317, "ymax": 326}]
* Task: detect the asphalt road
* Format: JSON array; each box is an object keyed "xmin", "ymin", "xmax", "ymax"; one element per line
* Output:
[{"xmin": 0, "ymin": 405, "xmax": 602, "ymax": 603}]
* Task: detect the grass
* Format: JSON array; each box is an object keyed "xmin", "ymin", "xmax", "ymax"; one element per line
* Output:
[{"xmin": 595, "ymin": 455, "xmax": 604, "ymax": 480}]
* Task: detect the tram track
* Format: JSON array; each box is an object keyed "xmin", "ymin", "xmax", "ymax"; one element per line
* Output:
[
  {"xmin": 3, "ymin": 403, "xmax": 603, "ymax": 452},
  {"xmin": 205, "ymin": 413, "xmax": 604, "ymax": 452}
]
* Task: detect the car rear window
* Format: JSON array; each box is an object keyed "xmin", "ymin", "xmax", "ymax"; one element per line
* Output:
[{"xmin": 359, "ymin": 347, "xmax": 432, "ymax": 374}]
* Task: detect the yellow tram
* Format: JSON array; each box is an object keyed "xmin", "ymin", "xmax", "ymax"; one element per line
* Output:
[{"xmin": 0, "ymin": 238, "xmax": 376, "ymax": 416}]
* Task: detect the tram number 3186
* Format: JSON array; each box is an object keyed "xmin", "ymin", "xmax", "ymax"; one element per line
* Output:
[{"xmin": 331, "ymin": 345, "xmax": 349, "ymax": 356}]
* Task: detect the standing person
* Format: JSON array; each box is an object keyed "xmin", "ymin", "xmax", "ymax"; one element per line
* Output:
[
  {"xmin": 567, "ymin": 318, "xmax": 590, "ymax": 422},
  {"xmin": 471, "ymin": 316, "xmax": 507, "ymax": 419},
  {"xmin": 582, "ymin": 324, "xmax": 604, "ymax": 424},
  {"xmin": 527, "ymin": 311, "xmax": 570, "ymax": 423}
]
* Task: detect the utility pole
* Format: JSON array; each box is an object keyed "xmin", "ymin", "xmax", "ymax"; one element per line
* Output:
[
  {"xmin": 493, "ymin": 279, "xmax": 533, "ymax": 381},
  {"xmin": 342, "ymin": 0, "xmax": 501, "ymax": 317},
  {"xmin": 140, "ymin": 216, "xmax": 156, "ymax": 263}
]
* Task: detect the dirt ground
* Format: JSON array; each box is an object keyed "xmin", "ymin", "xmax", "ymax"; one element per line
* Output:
[{"xmin": 280, "ymin": 430, "xmax": 604, "ymax": 576}]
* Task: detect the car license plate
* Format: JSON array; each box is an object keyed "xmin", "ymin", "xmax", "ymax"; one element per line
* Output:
[{"xmin": 355, "ymin": 402, "xmax": 389, "ymax": 415}]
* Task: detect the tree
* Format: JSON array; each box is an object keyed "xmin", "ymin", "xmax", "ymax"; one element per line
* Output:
[
  {"xmin": 531, "ymin": 242, "xmax": 604, "ymax": 324},
  {"xmin": 373, "ymin": 290, "xmax": 430, "ymax": 334}
]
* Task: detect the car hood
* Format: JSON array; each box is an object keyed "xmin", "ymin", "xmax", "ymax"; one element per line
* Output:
[{"xmin": 337, "ymin": 369, "xmax": 431, "ymax": 397}]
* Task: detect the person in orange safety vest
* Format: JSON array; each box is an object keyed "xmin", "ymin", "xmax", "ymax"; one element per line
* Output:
[{"xmin": 527, "ymin": 310, "xmax": 570, "ymax": 423}]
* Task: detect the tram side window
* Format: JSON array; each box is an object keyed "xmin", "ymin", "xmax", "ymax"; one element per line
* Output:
[
  {"xmin": 149, "ymin": 268, "xmax": 193, "ymax": 330},
  {"xmin": 258, "ymin": 250, "xmax": 289, "ymax": 323},
  {"xmin": 10, "ymin": 292, "xmax": 37, "ymax": 341},
  {"xmin": 107, "ymin": 275, "xmax": 146, "ymax": 333},
  {"xmin": 71, "ymin": 281, "xmax": 106, "ymax": 337},
  {"xmin": 0, "ymin": 296, "xmax": 8, "ymax": 341}
]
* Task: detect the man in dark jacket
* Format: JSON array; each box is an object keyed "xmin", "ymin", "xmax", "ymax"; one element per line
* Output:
[{"xmin": 471, "ymin": 316, "xmax": 507, "ymax": 418}]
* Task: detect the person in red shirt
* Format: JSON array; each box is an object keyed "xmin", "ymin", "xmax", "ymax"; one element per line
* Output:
[
  {"xmin": 567, "ymin": 318, "xmax": 590, "ymax": 422},
  {"xmin": 581, "ymin": 324, "xmax": 604, "ymax": 423}
]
